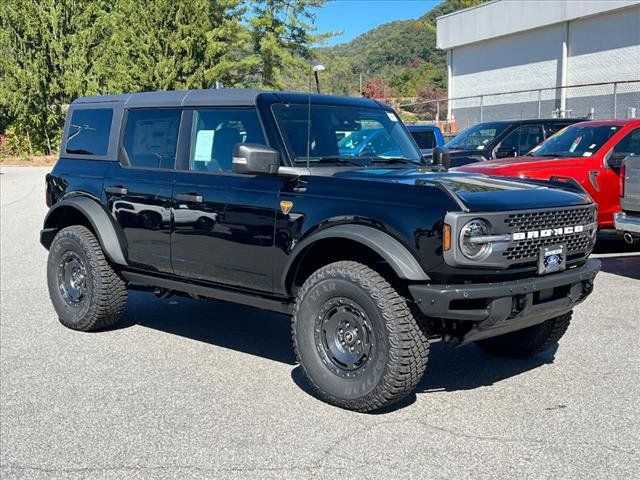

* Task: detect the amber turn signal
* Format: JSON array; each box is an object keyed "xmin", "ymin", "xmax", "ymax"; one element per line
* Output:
[{"xmin": 443, "ymin": 223, "xmax": 451, "ymax": 251}]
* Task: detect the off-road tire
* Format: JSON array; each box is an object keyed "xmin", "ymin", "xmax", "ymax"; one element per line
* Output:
[
  {"xmin": 292, "ymin": 261, "xmax": 429, "ymax": 412},
  {"xmin": 47, "ymin": 225, "xmax": 127, "ymax": 331},
  {"xmin": 475, "ymin": 312, "xmax": 572, "ymax": 358}
]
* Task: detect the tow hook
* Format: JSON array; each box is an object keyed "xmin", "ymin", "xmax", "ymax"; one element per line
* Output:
[
  {"xmin": 511, "ymin": 294, "xmax": 527, "ymax": 316},
  {"xmin": 582, "ymin": 280, "xmax": 593, "ymax": 296}
]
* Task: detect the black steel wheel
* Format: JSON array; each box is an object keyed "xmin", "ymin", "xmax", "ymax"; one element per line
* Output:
[
  {"xmin": 315, "ymin": 297, "xmax": 374, "ymax": 377},
  {"xmin": 47, "ymin": 226, "xmax": 127, "ymax": 331},
  {"xmin": 57, "ymin": 251, "xmax": 89, "ymax": 307},
  {"xmin": 292, "ymin": 261, "xmax": 429, "ymax": 412}
]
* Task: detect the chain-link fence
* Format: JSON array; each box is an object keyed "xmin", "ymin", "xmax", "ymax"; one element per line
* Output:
[{"xmin": 400, "ymin": 80, "xmax": 640, "ymax": 132}]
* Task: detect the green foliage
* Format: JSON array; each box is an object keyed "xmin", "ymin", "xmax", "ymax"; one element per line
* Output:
[{"xmin": 0, "ymin": 0, "xmax": 326, "ymax": 155}]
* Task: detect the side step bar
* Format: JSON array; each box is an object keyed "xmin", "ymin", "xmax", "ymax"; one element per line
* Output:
[{"xmin": 121, "ymin": 271, "xmax": 293, "ymax": 315}]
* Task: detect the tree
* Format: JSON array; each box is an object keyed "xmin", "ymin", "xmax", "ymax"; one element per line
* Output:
[
  {"xmin": 92, "ymin": 0, "xmax": 251, "ymax": 93},
  {"xmin": 247, "ymin": 0, "xmax": 327, "ymax": 89}
]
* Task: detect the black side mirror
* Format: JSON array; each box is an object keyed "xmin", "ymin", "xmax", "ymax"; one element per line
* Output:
[
  {"xmin": 432, "ymin": 146, "xmax": 451, "ymax": 169},
  {"xmin": 607, "ymin": 151, "xmax": 628, "ymax": 169},
  {"xmin": 232, "ymin": 143, "xmax": 280, "ymax": 175},
  {"xmin": 495, "ymin": 146, "xmax": 518, "ymax": 159}
]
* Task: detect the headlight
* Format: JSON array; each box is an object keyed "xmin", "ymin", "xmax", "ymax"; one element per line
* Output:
[{"xmin": 459, "ymin": 219, "xmax": 492, "ymax": 260}]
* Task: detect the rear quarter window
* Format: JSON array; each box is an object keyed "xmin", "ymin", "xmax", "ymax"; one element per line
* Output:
[{"xmin": 66, "ymin": 108, "xmax": 113, "ymax": 156}]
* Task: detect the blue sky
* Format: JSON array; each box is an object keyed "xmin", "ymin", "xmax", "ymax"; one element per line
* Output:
[{"xmin": 314, "ymin": 0, "xmax": 442, "ymax": 46}]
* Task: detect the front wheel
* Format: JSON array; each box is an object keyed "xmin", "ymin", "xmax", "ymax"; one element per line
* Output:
[
  {"xmin": 475, "ymin": 312, "xmax": 572, "ymax": 358},
  {"xmin": 292, "ymin": 261, "xmax": 429, "ymax": 412},
  {"xmin": 47, "ymin": 225, "xmax": 127, "ymax": 331}
]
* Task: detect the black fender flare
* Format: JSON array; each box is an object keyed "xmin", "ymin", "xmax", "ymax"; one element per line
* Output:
[
  {"xmin": 282, "ymin": 224, "xmax": 429, "ymax": 292},
  {"xmin": 41, "ymin": 196, "xmax": 128, "ymax": 266}
]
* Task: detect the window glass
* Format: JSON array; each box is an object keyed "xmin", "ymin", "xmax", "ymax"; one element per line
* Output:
[
  {"xmin": 445, "ymin": 122, "xmax": 510, "ymax": 151},
  {"xmin": 410, "ymin": 130, "xmax": 436, "ymax": 149},
  {"xmin": 531, "ymin": 125, "xmax": 622, "ymax": 158},
  {"xmin": 66, "ymin": 109, "xmax": 113, "ymax": 156},
  {"xmin": 499, "ymin": 125, "xmax": 544, "ymax": 156},
  {"xmin": 272, "ymin": 104, "xmax": 421, "ymax": 164},
  {"xmin": 613, "ymin": 129, "xmax": 640, "ymax": 156},
  {"xmin": 122, "ymin": 109, "xmax": 180, "ymax": 169},
  {"xmin": 189, "ymin": 109, "xmax": 265, "ymax": 172}
]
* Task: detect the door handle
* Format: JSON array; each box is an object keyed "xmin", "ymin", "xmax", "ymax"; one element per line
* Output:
[
  {"xmin": 105, "ymin": 185, "xmax": 128, "ymax": 195},
  {"xmin": 175, "ymin": 193, "xmax": 203, "ymax": 203}
]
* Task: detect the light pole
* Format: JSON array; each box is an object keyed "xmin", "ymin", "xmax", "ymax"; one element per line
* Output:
[{"xmin": 312, "ymin": 64, "xmax": 325, "ymax": 94}]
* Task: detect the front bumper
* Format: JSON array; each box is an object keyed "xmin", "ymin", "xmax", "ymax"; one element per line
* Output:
[
  {"xmin": 409, "ymin": 259, "xmax": 600, "ymax": 343},
  {"xmin": 614, "ymin": 212, "xmax": 640, "ymax": 234}
]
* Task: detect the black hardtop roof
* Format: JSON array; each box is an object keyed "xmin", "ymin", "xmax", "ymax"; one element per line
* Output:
[{"xmin": 71, "ymin": 88, "xmax": 389, "ymax": 110}]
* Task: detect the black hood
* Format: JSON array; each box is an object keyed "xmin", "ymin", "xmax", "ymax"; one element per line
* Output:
[{"xmin": 331, "ymin": 168, "xmax": 591, "ymax": 212}]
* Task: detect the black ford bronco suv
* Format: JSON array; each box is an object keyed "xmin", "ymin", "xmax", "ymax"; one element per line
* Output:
[{"xmin": 42, "ymin": 89, "xmax": 600, "ymax": 412}]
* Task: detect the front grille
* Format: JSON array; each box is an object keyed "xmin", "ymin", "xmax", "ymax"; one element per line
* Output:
[
  {"xmin": 502, "ymin": 207, "xmax": 595, "ymax": 262},
  {"xmin": 504, "ymin": 206, "xmax": 594, "ymax": 230},
  {"xmin": 504, "ymin": 232, "xmax": 592, "ymax": 261}
]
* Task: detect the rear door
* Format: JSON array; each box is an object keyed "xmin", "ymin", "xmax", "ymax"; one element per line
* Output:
[
  {"xmin": 103, "ymin": 108, "xmax": 182, "ymax": 273},
  {"xmin": 171, "ymin": 107, "xmax": 284, "ymax": 292}
]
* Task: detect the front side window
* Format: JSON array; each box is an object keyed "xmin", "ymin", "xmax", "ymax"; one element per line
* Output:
[
  {"xmin": 189, "ymin": 109, "xmax": 265, "ymax": 172},
  {"xmin": 613, "ymin": 128, "xmax": 640, "ymax": 156},
  {"xmin": 66, "ymin": 108, "xmax": 113, "ymax": 156},
  {"xmin": 530, "ymin": 124, "xmax": 622, "ymax": 158},
  {"xmin": 272, "ymin": 104, "xmax": 421, "ymax": 165},
  {"xmin": 410, "ymin": 130, "xmax": 437, "ymax": 150},
  {"xmin": 445, "ymin": 122, "xmax": 510, "ymax": 151},
  {"xmin": 498, "ymin": 125, "xmax": 544, "ymax": 156},
  {"xmin": 122, "ymin": 109, "xmax": 180, "ymax": 169}
]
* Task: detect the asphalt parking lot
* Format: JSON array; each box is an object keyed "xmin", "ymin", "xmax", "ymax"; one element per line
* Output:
[{"xmin": 1, "ymin": 166, "xmax": 639, "ymax": 479}]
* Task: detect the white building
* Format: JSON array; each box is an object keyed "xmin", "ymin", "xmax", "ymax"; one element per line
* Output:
[{"xmin": 437, "ymin": 0, "xmax": 640, "ymax": 128}]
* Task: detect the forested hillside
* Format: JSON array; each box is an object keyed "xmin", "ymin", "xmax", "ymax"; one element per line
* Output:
[{"xmin": 315, "ymin": 0, "xmax": 484, "ymax": 98}]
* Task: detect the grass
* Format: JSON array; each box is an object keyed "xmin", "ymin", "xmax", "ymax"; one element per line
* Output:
[{"xmin": 0, "ymin": 155, "xmax": 57, "ymax": 166}]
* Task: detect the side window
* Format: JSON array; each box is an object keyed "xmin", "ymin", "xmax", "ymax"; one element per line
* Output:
[
  {"xmin": 122, "ymin": 109, "xmax": 180, "ymax": 169},
  {"xmin": 189, "ymin": 109, "xmax": 265, "ymax": 172},
  {"xmin": 499, "ymin": 125, "xmax": 544, "ymax": 156},
  {"xmin": 613, "ymin": 129, "xmax": 640, "ymax": 156},
  {"xmin": 66, "ymin": 108, "xmax": 113, "ymax": 156},
  {"xmin": 411, "ymin": 130, "xmax": 436, "ymax": 149}
]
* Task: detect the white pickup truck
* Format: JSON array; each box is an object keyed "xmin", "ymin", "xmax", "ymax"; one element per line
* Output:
[{"xmin": 614, "ymin": 155, "xmax": 640, "ymax": 245}]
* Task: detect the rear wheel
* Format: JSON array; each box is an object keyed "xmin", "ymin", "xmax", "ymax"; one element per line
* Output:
[
  {"xmin": 475, "ymin": 312, "xmax": 572, "ymax": 358},
  {"xmin": 292, "ymin": 261, "xmax": 429, "ymax": 412},
  {"xmin": 47, "ymin": 226, "xmax": 127, "ymax": 331}
]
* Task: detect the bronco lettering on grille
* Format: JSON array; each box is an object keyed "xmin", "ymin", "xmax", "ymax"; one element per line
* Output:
[{"xmin": 512, "ymin": 225, "xmax": 584, "ymax": 241}]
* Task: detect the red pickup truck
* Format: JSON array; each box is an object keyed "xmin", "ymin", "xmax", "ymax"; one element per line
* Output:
[{"xmin": 456, "ymin": 119, "xmax": 640, "ymax": 228}]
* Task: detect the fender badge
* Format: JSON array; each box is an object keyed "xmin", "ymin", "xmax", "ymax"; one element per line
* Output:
[{"xmin": 280, "ymin": 201, "xmax": 293, "ymax": 215}]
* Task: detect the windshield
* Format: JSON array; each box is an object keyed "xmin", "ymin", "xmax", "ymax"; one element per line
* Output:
[
  {"xmin": 445, "ymin": 122, "xmax": 510, "ymax": 150},
  {"xmin": 531, "ymin": 124, "xmax": 622, "ymax": 158},
  {"xmin": 272, "ymin": 104, "xmax": 422, "ymax": 164}
]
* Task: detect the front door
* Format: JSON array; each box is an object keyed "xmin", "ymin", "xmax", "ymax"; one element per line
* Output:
[
  {"xmin": 600, "ymin": 127, "xmax": 640, "ymax": 223},
  {"xmin": 171, "ymin": 108, "xmax": 283, "ymax": 292},
  {"xmin": 103, "ymin": 108, "xmax": 182, "ymax": 273}
]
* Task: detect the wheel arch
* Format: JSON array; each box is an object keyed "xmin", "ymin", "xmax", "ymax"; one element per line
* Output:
[
  {"xmin": 282, "ymin": 224, "xmax": 429, "ymax": 295},
  {"xmin": 41, "ymin": 196, "xmax": 128, "ymax": 266}
]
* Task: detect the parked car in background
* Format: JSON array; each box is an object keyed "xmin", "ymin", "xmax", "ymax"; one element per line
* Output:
[
  {"xmin": 430, "ymin": 118, "xmax": 581, "ymax": 167},
  {"xmin": 614, "ymin": 155, "xmax": 640, "ymax": 244},
  {"xmin": 456, "ymin": 119, "xmax": 640, "ymax": 228},
  {"xmin": 407, "ymin": 124, "xmax": 444, "ymax": 156}
]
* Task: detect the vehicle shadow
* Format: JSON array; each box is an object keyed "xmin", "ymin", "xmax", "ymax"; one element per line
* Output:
[
  {"xmin": 597, "ymin": 255, "xmax": 640, "ymax": 280},
  {"xmin": 115, "ymin": 291, "xmax": 557, "ymax": 412},
  {"xmin": 290, "ymin": 341, "xmax": 558, "ymax": 413},
  {"xmin": 114, "ymin": 290, "xmax": 296, "ymax": 365}
]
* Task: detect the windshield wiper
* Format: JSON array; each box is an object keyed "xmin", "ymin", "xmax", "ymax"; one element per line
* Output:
[
  {"xmin": 369, "ymin": 157, "xmax": 418, "ymax": 165},
  {"xmin": 297, "ymin": 156, "xmax": 369, "ymax": 166}
]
